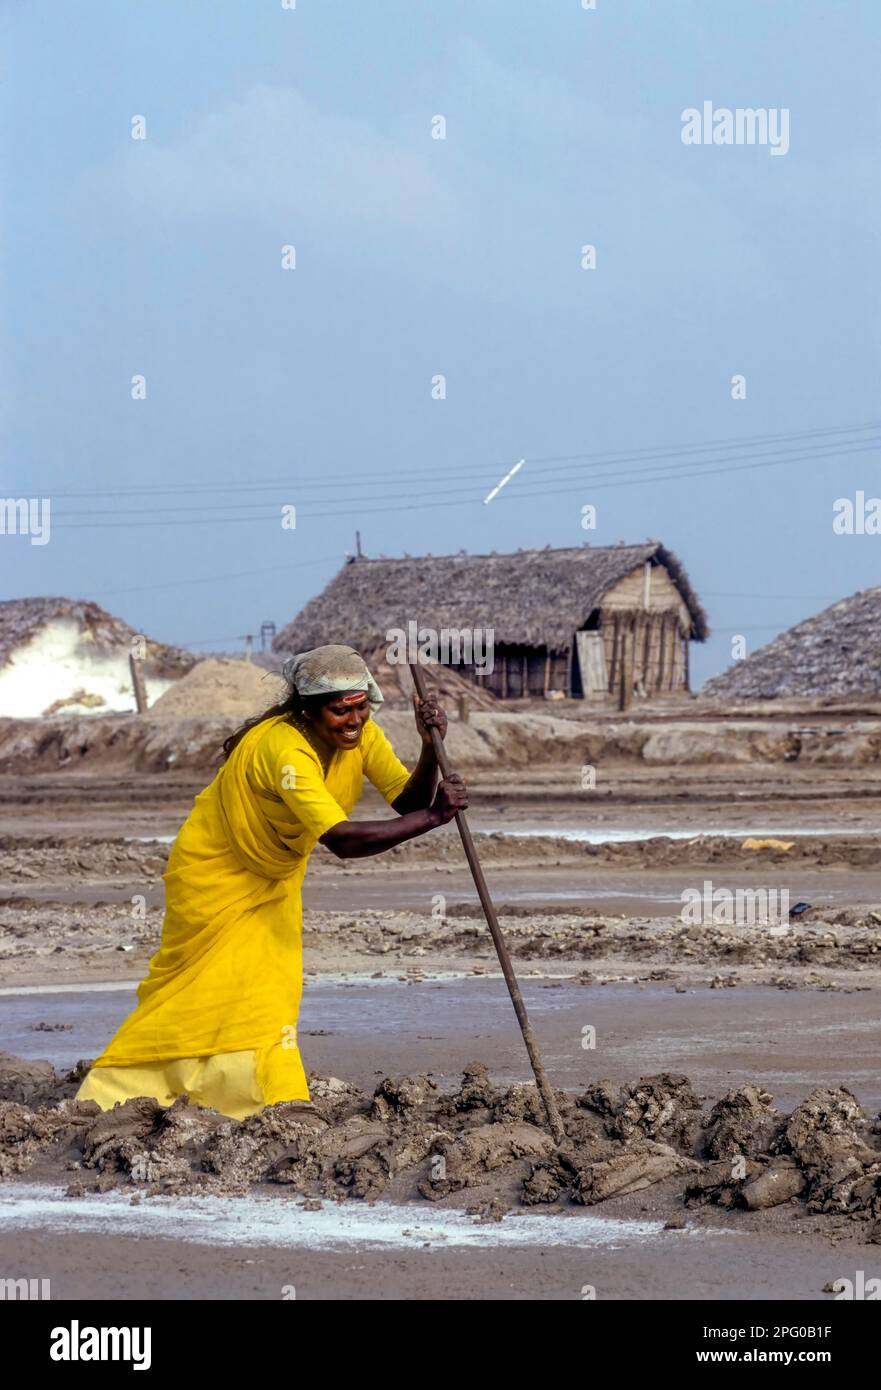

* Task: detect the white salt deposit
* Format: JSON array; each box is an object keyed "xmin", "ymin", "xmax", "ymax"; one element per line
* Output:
[
  {"xmin": 0, "ymin": 1182, "xmax": 679, "ymax": 1251},
  {"xmin": 0, "ymin": 620, "xmax": 175, "ymax": 718}
]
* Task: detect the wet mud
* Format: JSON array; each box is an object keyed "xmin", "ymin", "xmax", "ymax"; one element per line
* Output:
[
  {"xmin": 5, "ymin": 897, "xmax": 881, "ymax": 996},
  {"xmin": 2, "ymin": 1054, "xmax": 880, "ymax": 1237}
]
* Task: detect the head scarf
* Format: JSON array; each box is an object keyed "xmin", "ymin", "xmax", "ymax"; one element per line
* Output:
[{"xmin": 281, "ymin": 644, "xmax": 384, "ymax": 713}]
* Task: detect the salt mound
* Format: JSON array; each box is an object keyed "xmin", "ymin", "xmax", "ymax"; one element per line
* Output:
[
  {"xmin": 703, "ymin": 586, "xmax": 881, "ymax": 699},
  {"xmin": 0, "ymin": 598, "xmax": 194, "ymax": 719},
  {"xmin": 150, "ymin": 660, "xmax": 285, "ymax": 718}
]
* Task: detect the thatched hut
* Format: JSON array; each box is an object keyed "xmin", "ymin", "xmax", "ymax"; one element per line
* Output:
[
  {"xmin": 274, "ymin": 542, "xmax": 708, "ymax": 702},
  {"xmin": 703, "ymin": 587, "xmax": 881, "ymax": 699}
]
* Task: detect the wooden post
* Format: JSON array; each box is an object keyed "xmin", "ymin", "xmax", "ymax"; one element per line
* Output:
[
  {"xmin": 661, "ymin": 619, "xmax": 675, "ymax": 689},
  {"xmin": 608, "ymin": 616, "xmax": 620, "ymax": 695},
  {"xmin": 633, "ymin": 614, "xmax": 644, "ymax": 694},
  {"xmin": 501, "ymin": 654, "xmax": 508, "ymax": 699},
  {"xmin": 618, "ymin": 623, "xmax": 633, "ymax": 711},
  {"xmin": 129, "ymin": 653, "xmax": 148, "ymax": 714},
  {"xmin": 656, "ymin": 615, "xmax": 667, "ymax": 692},
  {"xmin": 543, "ymin": 651, "xmax": 550, "ymax": 696},
  {"xmin": 457, "ymin": 693, "xmax": 469, "ymax": 723}
]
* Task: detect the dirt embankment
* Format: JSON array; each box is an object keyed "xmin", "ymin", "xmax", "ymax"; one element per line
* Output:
[
  {"xmin": 0, "ymin": 830, "xmax": 878, "ymax": 890},
  {"xmin": 2, "ymin": 1055, "xmax": 880, "ymax": 1238},
  {"xmin": 1, "ymin": 707, "xmax": 879, "ymax": 775}
]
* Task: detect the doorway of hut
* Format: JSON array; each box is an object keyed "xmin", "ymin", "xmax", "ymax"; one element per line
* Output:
[{"xmin": 570, "ymin": 610, "xmax": 607, "ymax": 698}]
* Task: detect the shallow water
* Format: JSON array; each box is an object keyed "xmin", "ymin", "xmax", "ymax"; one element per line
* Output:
[
  {"xmin": 134, "ymin": 826, "xmax": 874, "ymax": 847},
  {"xmin": 4, "ymin": 977, "xmax": 881, "ymax": 1112},
  {"xmin": 482, "ymin": 826, "xmax": 871, "ymax": 843}
]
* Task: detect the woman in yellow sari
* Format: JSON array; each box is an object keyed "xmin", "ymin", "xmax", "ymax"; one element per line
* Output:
[{"xmin": 77, "ymin": 645, "xmax": 467, "ymax": 1120}]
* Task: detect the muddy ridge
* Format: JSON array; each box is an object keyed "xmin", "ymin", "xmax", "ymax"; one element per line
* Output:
[
  {"xmin": 4, "ymin": 902, "xmax": 881, "ymax": 988},
  {"xmin": 2, "ymin": 1053, "xmax": 880, "ymax": 1234},
  {"xmin": 1, "ymin": 831, "xmax": 879, "ymax": 888}
]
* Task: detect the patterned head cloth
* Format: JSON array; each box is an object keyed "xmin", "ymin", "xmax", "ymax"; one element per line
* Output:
[{"xmin": 281, "ymin": 644, "xmax": 384, "ymax": 713}]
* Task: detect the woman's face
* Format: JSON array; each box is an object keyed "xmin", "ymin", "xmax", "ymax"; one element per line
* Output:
[{"xmin": 310, "ymin": 691, "xmax": 371, "ymax": 750}]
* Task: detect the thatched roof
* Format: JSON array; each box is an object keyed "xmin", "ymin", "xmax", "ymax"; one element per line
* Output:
[
  {"xmin": 0, "ymin": 597, "xmax": 195, "ymax": 677},
  {"xmin": 703, "ymin": 587, "xmax": 881, "ymax": 699},
  {"xmin": 274, "ymin": 542, "xmax": 708, "ymax": 655}
]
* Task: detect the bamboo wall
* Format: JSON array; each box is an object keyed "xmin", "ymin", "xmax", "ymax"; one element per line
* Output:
[
  {"xmin": 598, "ymin": 565, "xmax": 692, "ymax": 698},
  {"xmin": 455, "ymin": 563, "xmax": 696, "ymax": 700}
]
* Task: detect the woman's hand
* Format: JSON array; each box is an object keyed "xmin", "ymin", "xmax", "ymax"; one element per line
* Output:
[
  {"xmin": 413, "ymin": 693, "xmax": 447, "ymax": 746},
  {"xmin": 430, "ymin": 773, "xmax": 468, "ymax": 825}
]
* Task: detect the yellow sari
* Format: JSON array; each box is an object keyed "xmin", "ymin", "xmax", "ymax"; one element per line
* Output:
[{"xmin": 77, "ymin": 716, "xmax": 411, "ymax": 1119}]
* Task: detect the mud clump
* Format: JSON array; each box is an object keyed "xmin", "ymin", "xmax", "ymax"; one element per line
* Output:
[
  {"xmin": 687, "ymin": 1086, "xmax": 881, "ymax": 1218},
  {"xmin": 579, "ymin": 1073, "xmax": 703, "ymax": 1152},
  {"xmin": 371, "ymin": 1074, "xmax": 438, "ymax": 1121},
  {"xmin": 2, "ymin": 1057, "xmax": 881, "ymax": 1227},
  {"xmin": 784, "ymin": 1087, "xmax": 881, "ymax": 1216},
  {"xmin": 0, "ymin": 1052, "xmax": 92, "ymax": 1108},
  {"xmin": 450, "ymin": 1061, "xmax": 501, "ymax": 1114},
  {"xmin": 571, "ymin": 1142, "xmax": 697, "ymax": 1205},
  {"xmin": 703, "ymin": 1085, "xmax": 782, "ymax": 1160},
  {"xmin": 419, "ymin": 1122, "xmax": 555, "ymax": 1200}
]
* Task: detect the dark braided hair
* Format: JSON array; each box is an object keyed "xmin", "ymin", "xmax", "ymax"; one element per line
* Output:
[{"xmin": 221, "ymin": 686, "xmax": 329, "ymax": 760}]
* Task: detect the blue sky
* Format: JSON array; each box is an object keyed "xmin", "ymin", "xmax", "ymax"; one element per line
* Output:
[{"xmin": 2, "ymin": 0, "xmax": 879, "ymax": 686}]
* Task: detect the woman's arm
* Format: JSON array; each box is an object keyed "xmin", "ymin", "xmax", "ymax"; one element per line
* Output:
[
  {"xmin": 391, "ymin": 694, "xmax": 447, "ymax": 814},
  {"xmin": 320, "ymin": 774, "xmax": 467, "ymax": 859}
]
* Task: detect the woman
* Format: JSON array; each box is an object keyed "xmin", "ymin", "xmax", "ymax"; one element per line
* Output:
[{"xmin": 77, "ymin": 644, "xmax": 467, "ymax": 1120}]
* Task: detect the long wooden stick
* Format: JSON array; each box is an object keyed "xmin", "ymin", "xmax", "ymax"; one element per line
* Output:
[{"xmin": 410, "ymin": 662, "xmax": 565, "ymax": 1144}]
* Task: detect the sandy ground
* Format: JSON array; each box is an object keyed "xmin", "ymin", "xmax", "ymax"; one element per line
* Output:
[{"xmin": 2, "ymin": 750, "xmax": 881, "ymax": 1300}]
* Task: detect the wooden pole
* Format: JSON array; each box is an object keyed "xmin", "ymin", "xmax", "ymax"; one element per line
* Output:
[
  {"xmin": 129, "ymin": 654, "xmax": 148, "ymax": 714},
  {"xmin": 409, "ymin": 661, "xmax": 565, "ymax": 1144},
  {"xmin": 618, "ymin": 623, "xmax": 633, "ymax": 711},
  {"xmin": 656, "ymin": 616, "xmax": 667, "ymax": 692},
  {"xmin": 664, "ymin": 614, "xmax": 672, "ymax": 689},
  {"xmin": 608, "ymin": 615, "xmax": 620, "ymax": 695}
]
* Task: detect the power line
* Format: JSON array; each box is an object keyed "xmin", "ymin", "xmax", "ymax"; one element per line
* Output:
[
  {"xmin": 48, "ymin": 432, "xmax": 880, "ymax": 518},
  {"xmin": 43, "ymin": 437, "xmax": 881, "ymax": 529},
  {"xmin": 15, "ymin": 418, "xmax": 879, "ymax": 499}
]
